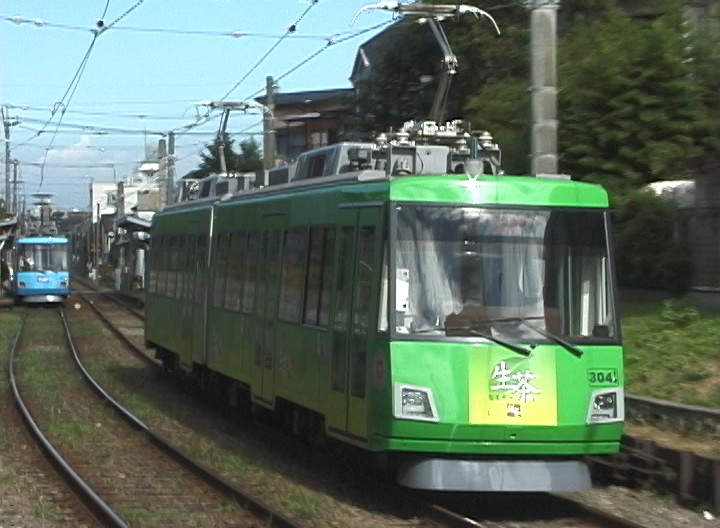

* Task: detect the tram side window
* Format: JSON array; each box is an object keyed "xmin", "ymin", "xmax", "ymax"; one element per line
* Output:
[
  {"xmin": 213, "ymin": 233, "xmax": 231, "ymax": 308},
  {"xmin": 178, "ymin": 237, "xmax": 187, "ymax": 299},
  {"xmin": 157, "ymin": 237, "xmax": 166, "ymax": 295},
  {"xmin": 279, "ymin": 229, "xmax": 308, "ymax": 323},
  {"xmin": 243, "ymin": 232, "xmax": 260, "ymax": 314},
  {"xmin": 173, "ymin": 237, "xmax": 182, "ymax": 299},
  {"xmin": 194, "ymin": 236, "xmax": 207, "ymax": 305},
  {"xmin": 334, "ymin": 227, "xmax": 355, "ymax": 330},
  {"xmin": 149, "ymin": 238, "xmax": 159, "ymax": 293},
  {"xmin": 351, "ymin": 225, "xmax": 377, "ymax": 398},
  {"xmin": 225, "ymin": 231, "xmax": 245, "ymax": 311},
  {"xmin": 303, "ymin": 227, "xmax": 336, "ymax": 327},
  {"xmin": 187, "ymin": 235, "xmax": 197, "ymax": 302},
  {"xmin": 167, "ymin": 236, "xmax": 177, "ymax": 298}
]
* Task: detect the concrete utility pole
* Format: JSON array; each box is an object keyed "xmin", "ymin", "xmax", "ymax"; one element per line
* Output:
[
  {"xmin": 528, "ymin": 0, "xmax": 560, "ymax": 175},
  {"xmin": 12, "ymin": 159, "xmax": 18, "ymax": 215},
  {"xmin": 158, "ymin": 138, "xmax": 168, "ymax": 208},
  {"xmin": 96, "ymin": 201, "xmax": 101, "ymax": 267},
  {"xmin": 2, "ymin": 107, "xmax": 19, "ymax": 209},
  {"xmin": 263, "ymin": 75, "xmax": 276, "ymax": 170},
  {"xmin": 117, "ymin": 181, "xmax": 125, "ymax": 218},
  {"xmin": 167, "ymin": 132, "xmax": 175, "ymax": 205}
]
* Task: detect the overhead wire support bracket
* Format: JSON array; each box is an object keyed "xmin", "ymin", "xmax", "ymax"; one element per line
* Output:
[{"xmin": 193, "ymin": 100, "xmax": 272, "ymax": 174}]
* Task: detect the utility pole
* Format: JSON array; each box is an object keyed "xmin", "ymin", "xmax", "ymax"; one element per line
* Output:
[
  {"xmin": 2, "ymin": 107, "xmax": 19, "ymax": 210},
  {"xmin": 218, "ymin": 111, "xmax": 230, "ymax": 174},
  {"xmin": 193, "ymin": 100, "xmax": 265, "ymax": 175},
  {"xmin": 96, "ymin": 201, "xmax": 101, "ymax": 268},
  {"xmin": 12, "ymin": 159, "xmax": 18, "ymax": 215},
  {"xmin": 167, "ymin": 132, "xmax": 175, "ymax": 205},
  {"xmin": 263, "ymin": 76, "xmax": 276, "ymax": 170},
  {"xmin": 158, "ymin": 138, "xmax": 168, "ymax": 208},
  {"xmin": 528, "ymin": 0, "xmax": 560, "ymax": 175}
]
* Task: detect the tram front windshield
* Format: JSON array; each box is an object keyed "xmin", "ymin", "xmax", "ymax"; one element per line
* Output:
[
  {"xmin": 393, "ymin": 205, "xmax": 617, "ymax": 342},
  {"xmin": 17, "ymin": 244, "xmax": 68, "ymax": 272}
]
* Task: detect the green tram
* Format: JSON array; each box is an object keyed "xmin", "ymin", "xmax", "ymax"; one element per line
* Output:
[{"xmin": 145, "ymin": 120, "xmax": 624, "ymax": 492}]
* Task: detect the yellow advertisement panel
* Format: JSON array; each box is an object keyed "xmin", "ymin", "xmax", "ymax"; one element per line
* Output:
[{"xmin": 469, "ymin": 347, "xmax": 557, "ymax": 425}]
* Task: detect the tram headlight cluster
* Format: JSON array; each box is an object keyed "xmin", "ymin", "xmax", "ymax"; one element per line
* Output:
[
  {"xmin": 587, "ymin": 387, "xmax": 624, "ymax": 424},
  {"xmin": 394, "ymin": 383, "xmax": 439, "ymax": 422}
]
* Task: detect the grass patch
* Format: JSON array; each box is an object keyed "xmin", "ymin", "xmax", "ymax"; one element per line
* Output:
[
  {"xmin": 622, "ymin": 297, "xmax": 720, "ymax": 406},
  {"xmin": 32, "ymin": 498, "xmax": 60, "ymax": 521}
]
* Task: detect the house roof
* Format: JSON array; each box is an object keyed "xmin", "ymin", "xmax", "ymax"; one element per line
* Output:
[
  {"xmin": 117, "ymin": 215, "xmax": 152, "ymax": 230},
  {"xmin": 255, "ymin": 88, "xmax": 354, "ymax": 107},
  {"xmin": 0, "ymin": 217, "xmax": 18, "ymax": 229}
]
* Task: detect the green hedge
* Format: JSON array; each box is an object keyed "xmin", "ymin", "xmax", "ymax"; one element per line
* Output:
[{"xmin": 612, "ymin": 190, "xmax": 693, "ymax": 292}]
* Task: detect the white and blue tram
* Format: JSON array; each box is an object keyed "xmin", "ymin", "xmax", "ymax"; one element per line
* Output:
[{"xmin": 11, "ymin": 236, "xmax": 71, "ymax": 304}]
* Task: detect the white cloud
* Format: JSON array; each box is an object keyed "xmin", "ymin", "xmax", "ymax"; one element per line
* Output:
[{"xmin": 41, "ymin": 135, "xmax": 99, "ymax": 163}]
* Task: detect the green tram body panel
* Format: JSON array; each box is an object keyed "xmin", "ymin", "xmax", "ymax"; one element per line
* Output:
[{"xmin": 145, "ymin": 173, "xmax": 623, "ymax": 458}]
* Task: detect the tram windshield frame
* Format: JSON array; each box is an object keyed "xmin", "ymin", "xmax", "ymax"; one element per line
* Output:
[
  {"xmin": 16, "ymin": 243, "xmax": 69, "ymax": 272},
  {"xmin": 388, "ymin": 204, "xmax": 619, "ymax": 344}
]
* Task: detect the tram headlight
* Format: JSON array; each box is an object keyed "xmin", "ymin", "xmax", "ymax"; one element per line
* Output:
[
  {"xmin": 394, "ymin": 383, "xmax": 439, "ymax": 422},
  {"xmin": 587, "ymin": 387, "xmax": 624, "ymax": 424}
]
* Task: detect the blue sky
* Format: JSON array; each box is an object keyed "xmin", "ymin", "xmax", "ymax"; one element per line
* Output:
[{"xmin": 0, "ymin": 1, "xmax": 391, "ymax": 210}]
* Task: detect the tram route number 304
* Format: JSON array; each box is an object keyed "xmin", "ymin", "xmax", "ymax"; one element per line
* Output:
[{"xmin": 588, "ymin": 369, "xmax": 618, "ymax": 385}]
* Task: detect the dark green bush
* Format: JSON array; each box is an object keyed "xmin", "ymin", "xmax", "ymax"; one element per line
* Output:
[{"xmin": 612, "ymin": 190, "xmax": 693, "ymax": 291}]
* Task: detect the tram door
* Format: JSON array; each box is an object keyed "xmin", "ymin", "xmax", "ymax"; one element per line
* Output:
[
  {"xmin": 253, "ymin": 220, "xmax": 283, "ymax": 405},
  {"xmin": 327, "ymin": 206, "xmax": 383, "ymax": 440}
]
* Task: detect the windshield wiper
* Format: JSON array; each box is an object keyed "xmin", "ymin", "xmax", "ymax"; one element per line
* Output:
[
  {"xmin": 515, "ymin": 320, "xmax": 584, "ymax": 358},
  {"xmin": 444, "ymin": 326, "xmax": 532, "ymax": 357}
]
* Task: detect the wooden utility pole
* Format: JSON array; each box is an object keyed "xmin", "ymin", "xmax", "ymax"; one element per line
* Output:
[{"xmin": 528, "ymin": 0, "xmax": 560, "ymax": 175}]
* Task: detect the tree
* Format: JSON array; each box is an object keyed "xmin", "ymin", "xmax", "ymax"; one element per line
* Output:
[
  {"xmin": 558, "ymin": 2, "xmax": 703, "ymax": 195},
  {"xmin": 612, "ymin": 190, "xmax": 693, "ymax": 291},
  {"xmin": 196, "ymin": 133, "xmax": 263, "ymax": 177},
  {"xmin": 686, "ymin": 16, "xmax": 720, "ymax": 175},
  {"xmin": 235, "ymin": 137, "xmax": 263, "ymax": 172}
]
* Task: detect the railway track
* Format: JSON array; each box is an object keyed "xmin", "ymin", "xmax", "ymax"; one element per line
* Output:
[
  {"xmin": 75, "ymin": 278, "xmax": 720, "ymax": 440},
  {"xmin": 76, "ymin": 287, "xmax": 663, "ymax": 528},
  {"xmin": 8, "ymin": 306, "xmax": 302, "ymax": 528}
]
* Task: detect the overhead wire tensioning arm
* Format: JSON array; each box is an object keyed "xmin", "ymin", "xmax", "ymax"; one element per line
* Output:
[
  {"xmin": 427, "ymin": 17, "xmax": 456, "ymax": 123},
  {"xmin": 350, "ymin": 2, "xmax": 501, "ymax": 123}
]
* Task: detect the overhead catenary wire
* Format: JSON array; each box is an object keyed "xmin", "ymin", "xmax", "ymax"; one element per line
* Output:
[
  {"xmin": 2, "ymin": 103, "xmax": 207, "ymax": 121},
  {"xmin": 16, "ymin": 124, "xmax": 261, "ymax": 138},
  {"xmin": 174, "ymin": 17, "xmax": 394, "ymax": 139},
  {"xmin": 1, "ymin": 14, "xmax": 348, "ymax": 40},
  {"xmin": 218, "ymin": 0, "xmax": 319, "ymax": 102},
  {"xmin": 169, "ymin": 0, "xmax": 323, "ymax": 142},
  {"xmin": 10, "ymin": 1, "xmax": 393, "ymax": 200},
  {"xmin": 21, "ymin": 0, "xmax": 151, "ymax": 187}
]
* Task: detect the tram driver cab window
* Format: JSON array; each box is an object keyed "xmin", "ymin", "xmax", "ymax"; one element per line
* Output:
[{"xmin": 20, "ymin": 254, "xmax": 35, "ymax": 271}]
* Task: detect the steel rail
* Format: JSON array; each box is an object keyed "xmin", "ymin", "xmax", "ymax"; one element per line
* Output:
[
  {"xmin": 626, "ymin": 393, "xmax": 720, "ymax": 421},
  {"xmin": 72, "ymin": 276, "xmax": 145, "ymax": 318},
  {"xmin": 77, "ymin": 292, "xmax": 152, "ymax": 363},
  {"xmin": 7, "ymin": 310, "xmax": 130, "ymax": 528},
  {"xmin": 62, "ymin": 307, "xmax": 305, "ymax": 528}
]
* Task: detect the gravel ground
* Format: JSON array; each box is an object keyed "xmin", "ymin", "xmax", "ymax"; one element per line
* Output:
[
  {"xmin": 0, "ymin": 308, "xmax": 95, "ymax": 527},
  {"xmin": 1, "ymin": 297, "xmax": 718, "ymax": 528},
  {"xmin": 568, "ymin": 485, "xmax": 717, "ymax": 528}
]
